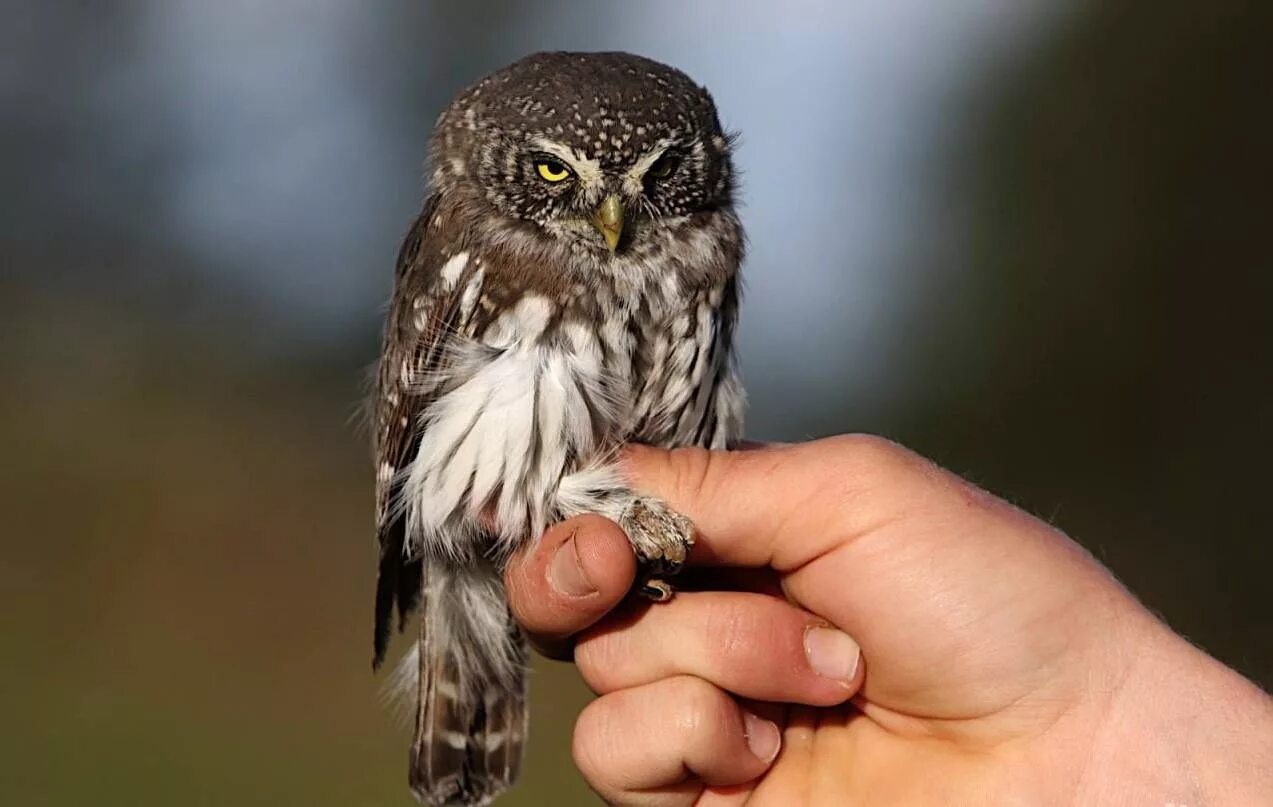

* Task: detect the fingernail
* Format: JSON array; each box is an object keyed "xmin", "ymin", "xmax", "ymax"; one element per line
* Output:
[
  {"xmin": 742, "ymin": 710, "xmax": 781, "ymax": 764},
  {"xmin": 549, "ymin": 532, "xmax": 597, "ymax": 598},
  {"xmin": 804, "ymin": 626, "xmax": 860, "ymax": 684}
]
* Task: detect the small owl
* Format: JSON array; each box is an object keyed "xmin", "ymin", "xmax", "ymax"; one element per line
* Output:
[{"xmin": 372, "ymin": 51, "xmax": 745, "ymax": 806}]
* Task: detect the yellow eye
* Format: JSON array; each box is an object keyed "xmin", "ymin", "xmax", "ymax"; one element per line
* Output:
[{"xmin": 535, "ymin": 159, "xmax": 571, "ymax": 182}]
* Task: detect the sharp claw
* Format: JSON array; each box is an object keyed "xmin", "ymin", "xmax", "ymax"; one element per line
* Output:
[
  {"xmin": 621, "ymin": 497, "xmax": 695, "ymax": 603},
  {"xmin": 640, "ymin": 579, "xmax": 675, "ymax": 601}
]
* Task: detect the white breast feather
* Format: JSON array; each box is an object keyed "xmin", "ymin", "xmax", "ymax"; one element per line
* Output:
[
  {"xmin": 402, "ymin": 293, "xmax": 618, "ymax": 560},
  {"xmin": 401, "ymin": 258, "xmax": 738, "ymax": 563}
]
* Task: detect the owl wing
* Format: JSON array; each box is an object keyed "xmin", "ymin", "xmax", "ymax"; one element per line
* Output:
[{"xmin": 372, "ymin": 194, "xmax": 474, "ymax": 667}]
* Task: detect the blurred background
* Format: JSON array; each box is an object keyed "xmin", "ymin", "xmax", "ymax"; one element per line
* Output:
[{"xmin": 3, "ymin": 1, "xmax": 1269, "ymax": 804}]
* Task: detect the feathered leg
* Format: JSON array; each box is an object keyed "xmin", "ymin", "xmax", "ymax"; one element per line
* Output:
[{"xmin": 555, "ymin": 467, "xmax": 697, "ymax": 600}]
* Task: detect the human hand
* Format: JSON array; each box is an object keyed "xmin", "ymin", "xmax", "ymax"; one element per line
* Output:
[{"xmin": 504, "ymin": 436, "xmax": 1273, "ymax": 805}]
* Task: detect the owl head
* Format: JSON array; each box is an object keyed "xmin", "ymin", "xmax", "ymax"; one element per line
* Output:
[{"xmin": 430, "ymin": 52, "xmax": 736, "ymax": 257}]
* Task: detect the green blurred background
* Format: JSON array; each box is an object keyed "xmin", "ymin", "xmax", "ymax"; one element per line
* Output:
[{"xmin": 2, "ymin": 2, "xmax": 1269, "ymax": 804}]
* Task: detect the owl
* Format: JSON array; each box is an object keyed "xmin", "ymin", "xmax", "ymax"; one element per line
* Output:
[{"xmin": 372, "ymin": 51, "xmax": 745, "ymax": 806}]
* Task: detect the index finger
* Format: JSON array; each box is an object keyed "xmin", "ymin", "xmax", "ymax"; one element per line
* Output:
[{"xmin": 620, "ymin": 435, "xmax": 950, "ymax": 572}]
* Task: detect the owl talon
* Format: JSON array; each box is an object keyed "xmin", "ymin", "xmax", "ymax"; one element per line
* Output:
[
  {"xmin": 619, "ymin": 497, "xmax": 695, "ymax": 597},
  {"xmin": 639, "ymin": 578, "xmax": 675, "ymax": 601}
]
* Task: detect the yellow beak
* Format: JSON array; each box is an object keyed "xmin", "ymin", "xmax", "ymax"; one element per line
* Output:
[{"xmin": 591, "ymin": 195, "xmax": 624, "ymax": 252}]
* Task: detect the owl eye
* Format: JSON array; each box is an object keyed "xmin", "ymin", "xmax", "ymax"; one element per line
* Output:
[
  {"xmin": 645, "ymin": 152, "xmax": 680, "ymax": 181},
  {"xmin": 534, "ymin": 158, "xmax": 572, "ymax": 183}
]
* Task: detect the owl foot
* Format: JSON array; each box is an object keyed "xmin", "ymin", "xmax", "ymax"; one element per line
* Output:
[{"xmin": 618, "ymin": 497, "xmax": 695, "ymax": 601}]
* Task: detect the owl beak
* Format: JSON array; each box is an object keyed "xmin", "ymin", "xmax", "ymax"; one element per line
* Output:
[{"xmin": 591, "ymin": 195, "xmax": 624, "ymax": 252}]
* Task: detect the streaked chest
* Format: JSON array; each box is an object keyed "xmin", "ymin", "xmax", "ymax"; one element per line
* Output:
[
  {"xmin": 399, "ymin": 249, "xmax": 734, "ymax": 553},
  {"xmin": 456, "ymin": 259, "xmax": 724, "ymax": 446}
]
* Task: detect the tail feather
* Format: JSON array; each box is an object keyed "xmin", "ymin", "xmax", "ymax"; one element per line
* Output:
[
  {"xmin": 411, "ymin": 649, "xmax": 472, "ymax": 803},
  {"xmin": 404, "ymin": 564, "xmax": 528, "ymax": 807},
  {"xmin": 476, "ymin": 685, "xmax": 526, "ymax": 793}
]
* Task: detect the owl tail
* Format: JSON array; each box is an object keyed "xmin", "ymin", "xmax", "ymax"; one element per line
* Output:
[{"xmin": 407, "ymin": 563, "xmax": 529, "ymax": 807}]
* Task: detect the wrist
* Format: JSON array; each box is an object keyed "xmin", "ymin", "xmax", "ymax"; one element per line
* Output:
[
  {"xmin": 1079, "ymin": 619, "xmax": 1272, "ymax": 806},
  {"xmin": 1172, "ymin": 644, "xmax": 1272, "ymax": 806}
]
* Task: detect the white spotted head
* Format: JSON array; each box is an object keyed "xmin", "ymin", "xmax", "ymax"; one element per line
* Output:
[{"xmin": 430, "ymin": 52, "xmax": 736, "ymax": 257}]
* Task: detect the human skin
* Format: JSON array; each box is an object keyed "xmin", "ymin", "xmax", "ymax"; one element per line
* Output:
[{"xmin": 503, "ymin": 436, "xmax": 1273, "ymax": 806}]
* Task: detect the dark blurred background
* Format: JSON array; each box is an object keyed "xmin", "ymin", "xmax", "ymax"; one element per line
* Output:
[{"xmin": 2, "ymin": 2, "xmax": 1269, "ymax": 804}]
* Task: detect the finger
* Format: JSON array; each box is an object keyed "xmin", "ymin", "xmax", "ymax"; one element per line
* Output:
[
  {"xmin": 575, "ymin": 591, "xmax": 862, "ymax": 706},
  {"xmin": 504, "ymin": 514, "xmax": 636, "ymax": 659},
  {"xmin": 621, "ymin": 435, "xmax": 966, "ymax": 571},
  {"xmin": 572, "ymin": 675, "xmax": 781, "ymax": 805}
]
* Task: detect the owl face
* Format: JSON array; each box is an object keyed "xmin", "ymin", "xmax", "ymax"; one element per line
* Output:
[{"xmin": 431, "ymin": 52, "xmax": 735, "ymax": 257}]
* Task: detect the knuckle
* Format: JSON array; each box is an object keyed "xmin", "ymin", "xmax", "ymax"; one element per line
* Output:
[
  {"xmin": 834, "ymin": 433, "xmax": 966, "ymax": 513},
  {"xmin": 821, "ymin": 433, "xmax": 928, "ymax": 510},
  {"xmin": 829, "ymin": 433, "xmax": 909, "ymax": 475},
  {"xmin": 666, "ymin": 675, "xmax": 733, "ymax": 744}
]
